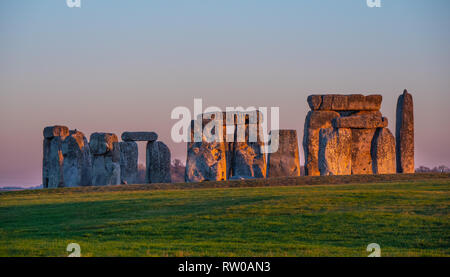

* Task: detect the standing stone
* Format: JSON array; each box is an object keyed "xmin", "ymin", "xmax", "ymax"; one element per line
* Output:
[
  {"xmin": 372, "ymin": 128, "xmax": 396, "ymax": 174},
  {"xmin": 231, "ymin": 111, "xmax": 266, "ymax": 179},
  {"xmin": 351, "ymin": 128, "xmax": 376, "ymax": 175},
  {"xmin": 318, "ymin": 128, "xmax": 352, "ymax": 176},
  {"xmin": 210, "ymin": 112, "xmax": 235, "ymax": 179},
  {"xmin": 119, "ymin": 141, "xmax": 138, "ymax": 184},
  {"xmin": 303, "ymin": 110, "xmax": 340, "ymax": 176},
  {"xmin": 44, "ymin": 136, "xmax": 65, "ymax": 188},
  {"xmin": 43, "ymin": 125, "xmax": 69, "ymax": 188},
  {"xmin": 146, "ymin": 141, "xmax": 172, "ymax": 183},
  {"xmin": 396, "ymin": 89, "xmax": 414, "ymax": 173},
  {"xmin": 90, "ymin": 133, "xmax": 118, "ymax": 155},
  {"xmin": 90, "ymin": 133, "xmax": 121, "ymax": 186},
  {"xmin": 267, "ymin": 130, "xmax": 301, "ymax": 178},
  {"xmin": 185, "ymin": 117, "xmax": 228, "ymax": 182},
  {"xmin": 62, "ymin": 130, "xmax": 92, "ymax": 187}
]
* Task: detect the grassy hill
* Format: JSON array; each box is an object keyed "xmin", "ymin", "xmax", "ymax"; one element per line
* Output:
[{"xmin": 0, "ymin": 174, "xmax": 449, "ymax": 257}]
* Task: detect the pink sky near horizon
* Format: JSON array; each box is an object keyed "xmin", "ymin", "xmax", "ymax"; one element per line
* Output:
[{"xmin": 1, "ymin": 0, "xmax": 450, "ymax": 186}]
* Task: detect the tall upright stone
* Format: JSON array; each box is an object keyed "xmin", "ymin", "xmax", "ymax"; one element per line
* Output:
[
  {"xmin": 351, "ymin": 128, "xmax": 376, "ymax": 175},
  {"xmin": 119, "ymin": 141, "xmax": 138, "ymax": 184},
  {"xmin": 42, "ymin": 125, "xmax": 69, "ymax": 188},
  {"xmin": 303, "ymin": 110, "xmax": 340, "ymax": 176},
  {"xmin": 318, "ymin": 128, "xmax": 352, "ymax": 176},
  {"xmin": 372, "ymin": 128, "xmax": 396, "ymax": 174},
  {"xmin": 146, "ymin": 141, "xmax": 171, "ymax": 183},
  {"xmin": 231, "ymin": 111, "xmax": 266, "ymax": 179},
  {"xmin": 62, "ymin": 130, "xmax": 92, "ymax": 187},
  {"xmin": 185, "ymin": 117, "xmax": 228, "ymax": 182},
  {"xmin": 90, "ymin": 133, "xmax": 121, "ymax": 186},
  {"xmin": 267, "ymin": 130, "xmax": 301, "ymax": 177},
  {"xmin": 396, "ymin": 90, "xmax": 414, "ymax": 173}
]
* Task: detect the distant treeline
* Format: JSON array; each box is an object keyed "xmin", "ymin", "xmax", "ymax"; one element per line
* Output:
[{"xmin": 416, "ymin": 165, "xmax": 450, "ymax": 173}]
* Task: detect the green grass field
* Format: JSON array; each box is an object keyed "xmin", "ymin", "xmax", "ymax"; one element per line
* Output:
[{"xmin": 0, "ymin": 174, "xmax": 449, "ymax": 257}]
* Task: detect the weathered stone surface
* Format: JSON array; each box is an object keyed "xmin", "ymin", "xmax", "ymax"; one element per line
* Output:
[
  {"xmin": 304, "ymin": 110, "xmax": 341, "ymax": 129},
  {"xmin": 61, "ymin": 130, "xmax": 92, "ymax": 187},
  {"xmin": 43, "ymin": 125, "xmax": 69, "ymax": 139},
  {"xmin": 303, "ymin": 111, "xmax": 340, "ymax": 176},
  {"xmin": 90, "ymin": 133, "xmax": 119, "ymax": 155},
  {"xmin": 186, "ymin": 111, "xmax": 244, "ymax": 182},
  {"xmin": 232, "ymin": 141, "xmax": 266, "ymax": 179},
  {"xmin": 396, "ymin": 90, "xmax": 414, "ymax": 173},
  {"xmin": 351, "ymin": 128, "xmax": 376, "ymax": 175},
  {"xmin": 90, "ymin": 133, "xmax": 120, "ymax": 186},
  {"xmin": 337, "ymin": 110, "xmax": 382, "ymax": 117},
  {"xmin": 43, "ymin": 136, "xmax": 65, "ymax": 188},
  {"xmin": 333, "ymin": 113, "xmax": 388, "ymax": 129},
  {"xmin": 204, "ymin": 111, "xmax": 235, "ymax": 179},
  {"xmin": 318, "ymin": 128, "xmax": 352, "ymax": 176},
  {"xmin": 267, "ymin": 130, "xmax": 301, "ymax": 177},
  {"xmin": 307, "ymin": 94, "xmax": 382, "ymax": 111},
  {"xmin": 185, "ymin": 117, "xmax": 228, "ymax": 182},
  {"xmin": 91, "ymin": 155, "xmax": 121, "ymax": 186},
  {"xmin": 231, "ymin": 111, "xmax": 266, "ymax": 179},
  {"xmin": 43, "ymin": 139, "xmax": 51, "ymax": 188},
  {"xmin": 146, "ymin": 141, "xmax": 171, "ymax": 183},
  {"xmin": 43, "ymin": 125, "xmax": 70, "ymax": 188},
  {"xmin": 121, "ymin": 132, "xmax": 158, "ymax": 142},
  {"xmin": 43, "ymin": 126, "xmax": 92, "ymax": 188},
  {"xmin": 372, "ymin": 128, "xmax": 396, "ymax": 174},
  {"xmin": 185, "ymin": 110, "xmax": 268, "ymax": 182},
  {"xmin": 119, "ymin": 141, "xmax": 138, "ymax": 184},
  {"xmin": 185, "ymin": 140, "xmax": 227, "ymax": 182},
  {"xmin": 307, "ymin": 95, "xmax": 322, "ymax": 110}
]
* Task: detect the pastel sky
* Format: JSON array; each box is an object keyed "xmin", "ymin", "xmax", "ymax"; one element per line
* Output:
[{"xmin": 1, "ymin": 0, "xmax": 449, "ymax": 186}]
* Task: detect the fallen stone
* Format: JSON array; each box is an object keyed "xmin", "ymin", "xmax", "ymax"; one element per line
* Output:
[
  {"xmin": 351, "ymin": 128, "xmax": 376, "ymax": 175},
  {"xmin": 396, "ymin": 89, "xmax": 414, "ymax": 173},
  {"xmin": 318, "ymin": 128, "xmax": 352, "ymax": 176},
  {"xmin": 119, "ymin": 141, "xmax": 138, "ymax": 184},
  {"xmin": 303, "ymin": 111, "xmax": 340, "ymax": 176},
  {"xmin": 121, "ymin": 132, "xmax": 158, "ymax": 142},
  {"xmin": 146, "ymin": 141, "xmax": 171, "ymax": 183},
  {"xmin": 267, "ymin": 130, "xmax": 301, "ymax": 177},
  {"xmin": 372, "ymin": 128, "xmax": 396, "ymax": 174}
]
